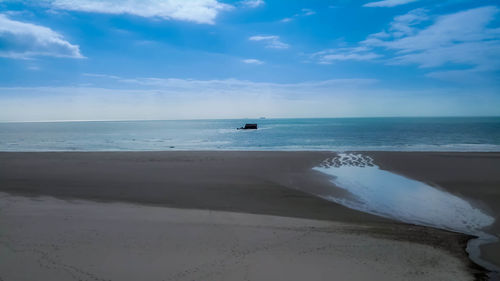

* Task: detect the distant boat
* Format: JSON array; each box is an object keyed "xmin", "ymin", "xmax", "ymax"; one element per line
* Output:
[
  {"xmin": 238, "ymin": 123, "xmax": 258, "ymax": 130},
  {"xmin": 259, "ymin": 117, "xmax": 266, "ymax": 120}
]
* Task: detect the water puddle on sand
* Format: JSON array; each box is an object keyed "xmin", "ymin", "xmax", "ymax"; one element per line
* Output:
[{"xmin": 314, "ymin": 153, "xmax": 498, "ymax": 275}]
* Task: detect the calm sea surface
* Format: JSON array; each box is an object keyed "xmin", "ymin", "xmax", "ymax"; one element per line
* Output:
[{"xmin": 1, "ymin": 117, "xmax": 499, "ymax": 151}]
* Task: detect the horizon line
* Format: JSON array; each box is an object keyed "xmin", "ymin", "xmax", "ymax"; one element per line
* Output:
[{"xmin": 1, "ymin": 115, "xmax": 500, "ymax": 124}]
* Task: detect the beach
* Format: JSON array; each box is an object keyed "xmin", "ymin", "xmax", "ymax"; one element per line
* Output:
[
  {"xmin": 366, "ymin": 152, "xmax": 500, "ymax": 272},
  {"xmin": 0, "ymin": 151, "xmax": 499, "ymax": 280}
]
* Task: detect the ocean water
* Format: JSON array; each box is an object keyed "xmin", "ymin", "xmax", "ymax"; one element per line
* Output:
[{"xmin": 1, "ymin": 117, "xmax": 499, "ymax": 151}]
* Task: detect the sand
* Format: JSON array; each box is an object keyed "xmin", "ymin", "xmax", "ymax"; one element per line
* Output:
[
  {"xmin": 0, "ymin": 193, "xmax": 473, "ymax": 281},
  {"xmin": 0, "ymin": 151, "xmax": 498, "ymax": 280},
  {"xmin": 0, "ymin": 151, "xmax": 386, "ymax": 223},
  {"xmin": 365, "ymin": 152, "xmax": 500, "ymax": 270}
]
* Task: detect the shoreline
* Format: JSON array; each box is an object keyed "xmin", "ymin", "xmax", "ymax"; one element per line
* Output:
[
  {"xmin": 1, "ymin": 148, "xmax": 500, "ymax": 152},
  {"xmin": 1, "ymin": 151, "xmax": 499, "ymax": 280}
]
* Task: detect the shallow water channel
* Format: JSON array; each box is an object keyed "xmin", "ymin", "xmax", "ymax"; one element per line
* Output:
[{"xmin": 315, "ymin": 153, "xmax": 498, "ymax": 277}]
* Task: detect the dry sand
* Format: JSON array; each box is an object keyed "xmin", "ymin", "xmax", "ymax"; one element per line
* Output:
[
  {"xmin": 0, "ymin": 151, "xmax": 497, "ymax": 280},
  {"xmin": 0, "ymin": 193, "xmax": 473, "ymax": 281}
]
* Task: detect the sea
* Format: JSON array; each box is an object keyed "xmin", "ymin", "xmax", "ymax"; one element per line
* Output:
[{"xmin": 1, "ymin": 117, "xmax": 499, "ymax": 151}]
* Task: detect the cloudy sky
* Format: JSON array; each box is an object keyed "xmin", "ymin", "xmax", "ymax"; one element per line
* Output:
[{"xmin": 0, "ymin": 0, "xmax": 499, "ymax": 121}]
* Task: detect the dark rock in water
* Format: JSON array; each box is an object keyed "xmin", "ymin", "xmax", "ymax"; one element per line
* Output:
[{"xmin": 238, "ymin": 123, "xmax": 258, "ymax": 130}]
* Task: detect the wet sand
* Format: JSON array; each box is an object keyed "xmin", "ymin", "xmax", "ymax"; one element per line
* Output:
[
  {"xmin": 0, "ymin": 151, "xmax": 497, "ymax": 280},
  {"xmin": 0, "ymin": 151, "xmax": 384, "ymax": 223},
  {"xmin": 365, "ymin": 152, "xmax": 500, "ymax": 271}
]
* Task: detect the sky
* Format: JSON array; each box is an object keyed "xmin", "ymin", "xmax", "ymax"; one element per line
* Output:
[{"xmin": 0, "ymin": 0, "xmax": 499, "ymax": 121}]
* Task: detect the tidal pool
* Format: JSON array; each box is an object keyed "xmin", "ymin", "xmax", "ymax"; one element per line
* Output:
[{"xmin": 315, "ymin": 153, "xmax": 497, "ymax": 273}]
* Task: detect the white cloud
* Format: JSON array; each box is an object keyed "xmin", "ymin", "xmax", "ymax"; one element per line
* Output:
[
  {"xmin": 45, "ymin": 0, "xmax": 233, "ymax": 24},
  {"xmin": 301, "ymin": 8, "xmax": 316, "ymax": 16},
  {"xmin": 82, "ymin": 74, "xmax": 377, "ymax": 92},
  {"xmin": 239, "ymin": 0, "xmax": 265, "ymax": 8},
  {"xmin": 242, "ymin": 59, "xmax": 264, "ymax": 64},
  {"xmin": 388, "ymin": 8, "xmax": 428, "ymax": 37},
  {"xmin": 310, "ymin": 47, "xmax": 380, "ymax": 64},
  {"xmin": 249, "ymin": 35, "xmax": 289, "ymax": 49},
  {"xmin": 280, "ymin": 8, "xmax": 316, "ymax": 23},
  {"xmin": 364, "ymin": 6, "xmax": 500, "ymax": 71},
  {"xmin": 363, "ymin": 0, "xmax": 418, "ymax": 8},
  {"xmin": 82, "ymin": 73, "xmax": 122, "ymax": 80},
  {"xmin": 0, "ymin": 14, "xmax": 83, "ymax": 59},
  {"xmin": 312, "ymin": 6, "xmax": 500, "ymax": 79}
]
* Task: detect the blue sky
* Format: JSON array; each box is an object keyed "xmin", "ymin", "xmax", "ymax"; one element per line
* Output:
[{"xmin": 0, "ymin": 0, "xmax": 499, "ymax": 121}]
